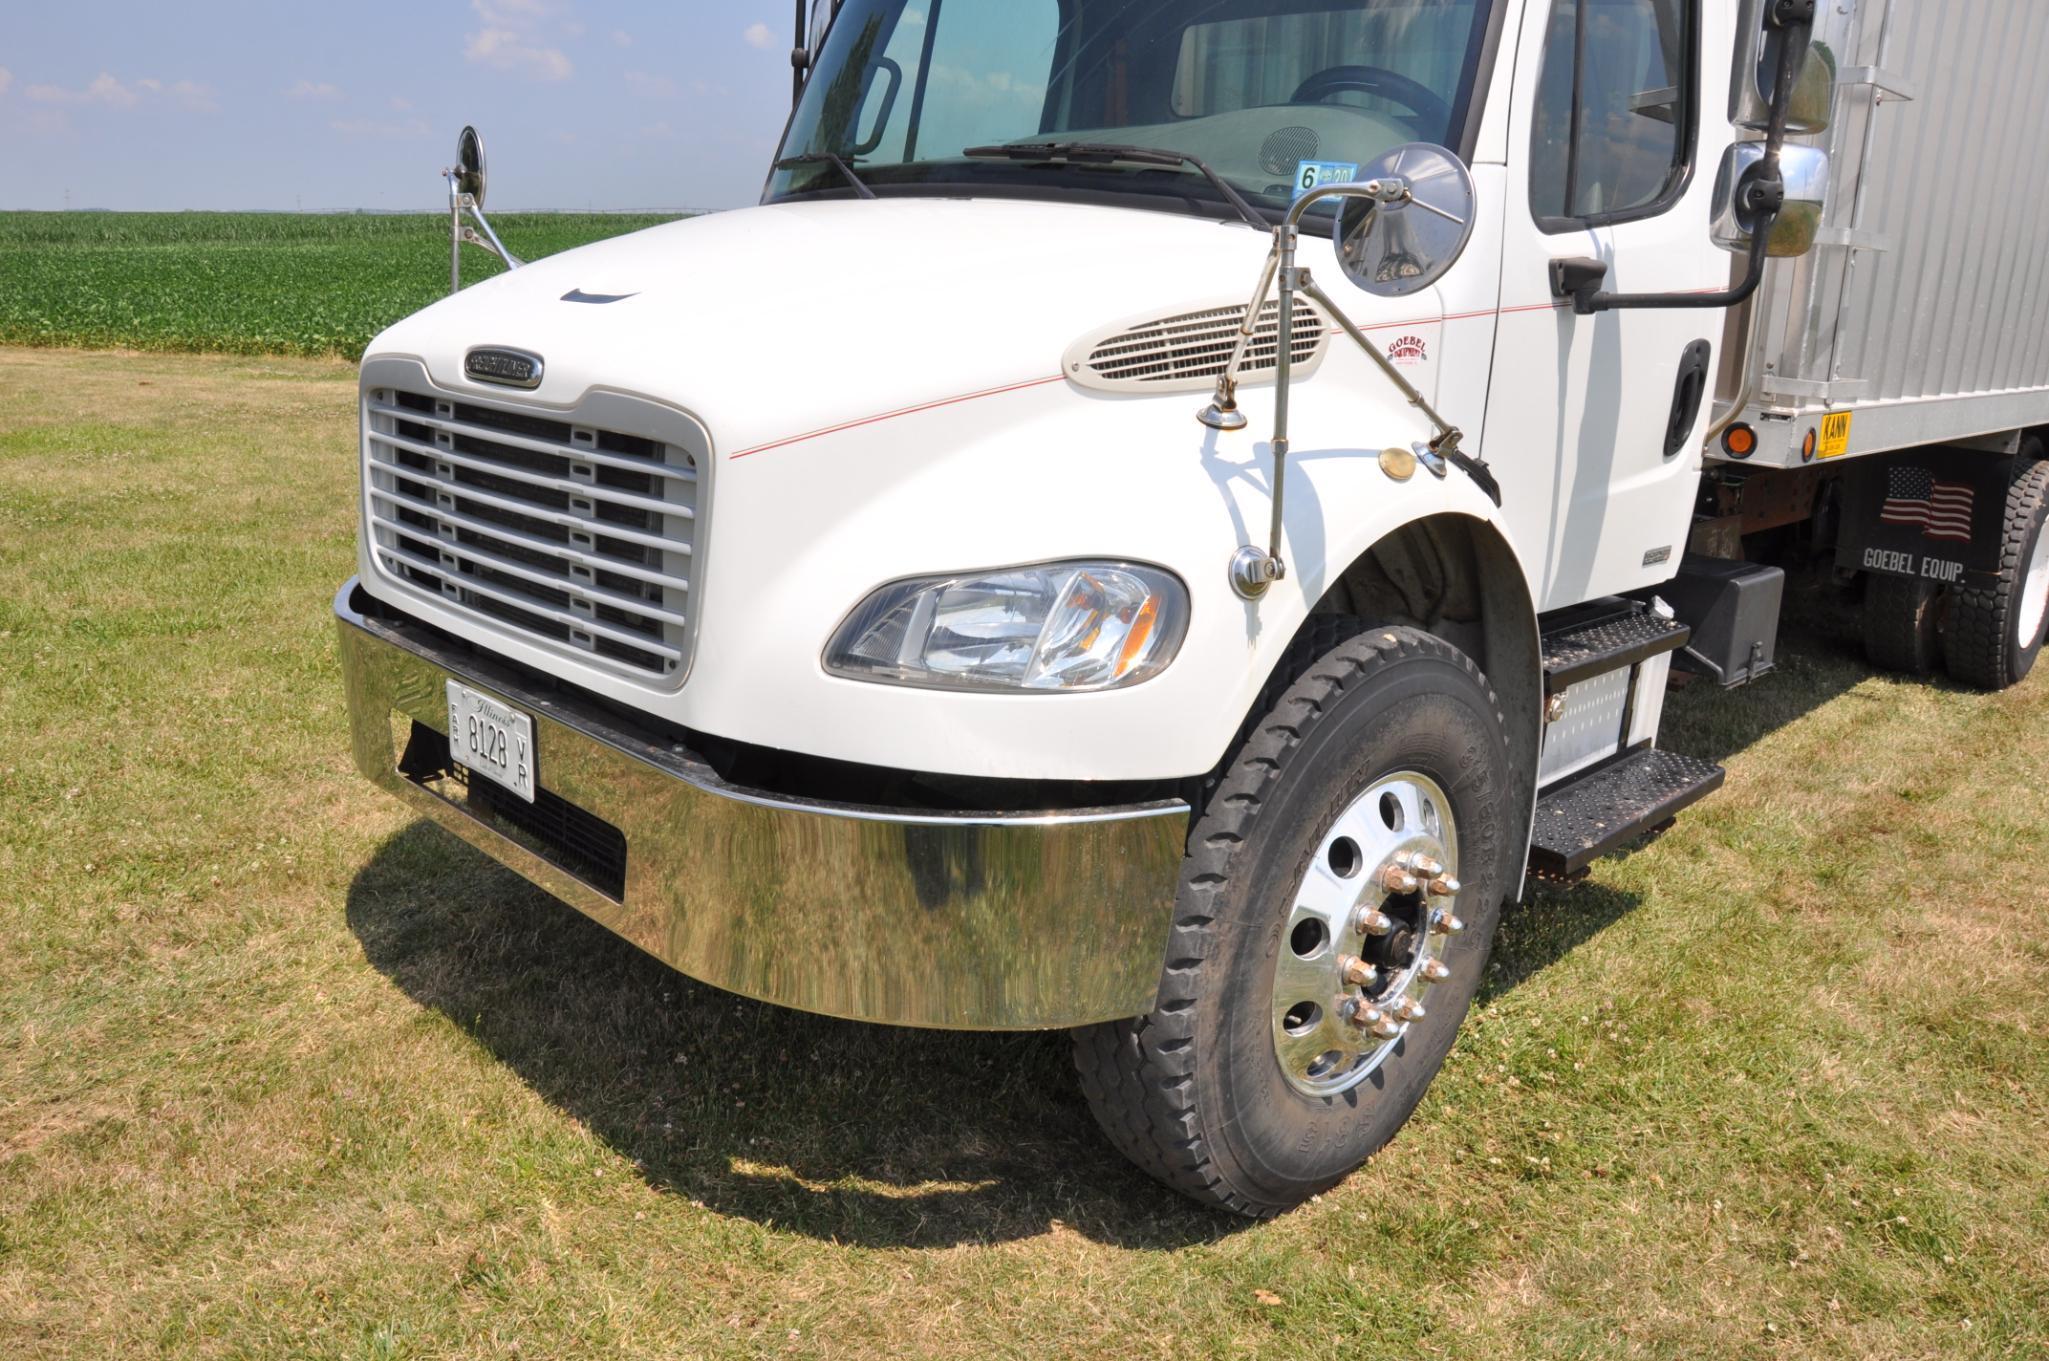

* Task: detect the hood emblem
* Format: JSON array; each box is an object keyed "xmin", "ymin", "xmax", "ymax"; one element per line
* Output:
[
  {"xmin": 561, "ymin": 288, "xmax": 638, "ymax": 305},
  {"xmin": 463, "ymin": 346, "xmax": 545, "ymax": 390}
]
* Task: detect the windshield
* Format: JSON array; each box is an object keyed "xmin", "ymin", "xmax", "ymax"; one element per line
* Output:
[{"xmin": 768, "ymin": 0, "xmax": 1498, "ymax": 221}]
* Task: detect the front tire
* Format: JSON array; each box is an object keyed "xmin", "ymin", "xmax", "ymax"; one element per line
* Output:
[{"xmin": 1072, "ymin": 626, "xmax": 1517, "ymax": 1216}]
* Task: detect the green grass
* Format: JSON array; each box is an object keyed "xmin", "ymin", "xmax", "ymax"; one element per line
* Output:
[
  {"xmin": 3, "ymin": 345, "xmax": 2048, "ymax": 1359},
  {"xmin": 0, "ymin": 212, "xmax": 680, "ymax": 360}
]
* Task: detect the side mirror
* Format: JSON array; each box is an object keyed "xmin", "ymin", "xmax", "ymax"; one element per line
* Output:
[
  {"xmin": 446, "ymin": 124, "xmax": 522, "ymax": 292},
  {"xmin": 1732, "ymin": 2, "xmax": 1836, "ymax": 135},
  {"xmin": 1710, "ymin": 142, "xmax": 1829, "ymax": 259}
]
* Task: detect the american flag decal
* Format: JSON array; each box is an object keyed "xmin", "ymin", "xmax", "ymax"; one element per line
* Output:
[{"xmin": 1880, "ymin": 467, "xmax": 1975, "ymax": 543}]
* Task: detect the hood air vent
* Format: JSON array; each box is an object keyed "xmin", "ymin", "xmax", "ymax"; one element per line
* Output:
[{"xmin": 1065, "ymin": 298, "xmax": 1331, "ymax": 396}]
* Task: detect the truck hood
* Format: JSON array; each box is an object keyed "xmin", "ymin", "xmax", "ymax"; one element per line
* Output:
[{"xmin": 368, "ymin": 197, "xmax": 1386, "ymax": 456}]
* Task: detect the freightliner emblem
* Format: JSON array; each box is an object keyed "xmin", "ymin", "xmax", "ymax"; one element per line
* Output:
[{"xmin": 463, "ymin": 346, "xmax": 545, "ymax": 390}]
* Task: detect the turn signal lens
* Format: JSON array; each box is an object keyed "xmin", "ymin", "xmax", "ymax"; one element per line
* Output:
[
  {"xmin": 825, "ymin": 561, "xmax": 1189, "ymax": 692},
  {"xmin": 1722, "ymin": 424, "xmax": 1757, "ymax": 459}
]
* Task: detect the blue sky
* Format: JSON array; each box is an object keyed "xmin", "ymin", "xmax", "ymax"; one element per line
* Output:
[{"xmin": 0, "ymin": 2, "xmax": 803, "ymax": 212}]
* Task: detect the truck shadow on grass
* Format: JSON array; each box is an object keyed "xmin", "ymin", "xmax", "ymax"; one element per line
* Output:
[
  {"xmin": 347, "ymin": 818, "xmax": 1650, "ymax": 1249},
  {"xmin": 349, "ymin": 821, "xmax": 1246, "ymax": 1250}
]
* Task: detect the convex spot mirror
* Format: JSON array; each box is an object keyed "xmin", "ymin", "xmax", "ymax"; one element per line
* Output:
[
  {"xmin": 1332, "ymin": 143, "xmax": 1477, "ymax": 298},
  {"xmin": 455, "ymin": 126, "xmax": 488, "ymax": 207},
  {"xmin": 1710, "ymin": 142, "xmax": 1830, "ymax": 258}
]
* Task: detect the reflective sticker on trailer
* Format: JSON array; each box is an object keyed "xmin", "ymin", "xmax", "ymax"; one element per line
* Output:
[{"xmin": 1818, "ymin": 410, "xmax": 1853, "ymax": 459}]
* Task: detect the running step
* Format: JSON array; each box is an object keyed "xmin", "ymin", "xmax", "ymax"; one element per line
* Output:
[
  {"xmin": 1542, "ymin": 600, "xmax": 1691, "ymax": 692},
  {"xmin": 1528, "ymin": 748, "xmax": 1726, "ymax": 876}
]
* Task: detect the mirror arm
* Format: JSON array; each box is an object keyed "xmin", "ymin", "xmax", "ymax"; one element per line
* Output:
[
  {"xmin": 447, "ymin": 172, "xmax": 523, "ymax": 294},
  {"xmin": 1559, "ymin": 4, "xmax": 1810, "ymax": 316},
  {"xmin": 791, "ymin": 0, "xmax": 808, "ymax": 106}
]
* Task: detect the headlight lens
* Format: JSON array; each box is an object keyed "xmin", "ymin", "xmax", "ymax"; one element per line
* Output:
[{"xmin": 825, "ymin": 561, "xmax": 1189, "ymax": 692}]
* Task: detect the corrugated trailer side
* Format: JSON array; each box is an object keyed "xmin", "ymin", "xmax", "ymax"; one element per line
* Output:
[{"xmin": 1717, "ymin": 0, "xmax": 2049, "ymax": 469}]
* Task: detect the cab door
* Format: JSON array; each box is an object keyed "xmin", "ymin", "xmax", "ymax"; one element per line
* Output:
[{"xmin": 1486, "ymin": 0, "xmax": 1727, "ymax": 610}]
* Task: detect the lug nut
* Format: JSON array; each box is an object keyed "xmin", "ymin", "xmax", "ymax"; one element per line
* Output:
[
  {"xmin": 1370, "ymin": 1018, "xmax": 1405, "ymax": 1041},
  {"xmin": 1420, "ymin": 958, "xmax": 1451, "ymax": 982},
  {"xmin": 1340, "ymin": 955, "xmax": 1378, "ymax": 987},
  {"xmin": 1430, "ymin": 913, "xmax": 1466, "ymax": 937},
  {"xmin": 1427, "ymin": 876, "xmax": 1462, "ymax": 897},
  {"xmin": 1390, "ymin": 996, "xmax": 1427, "ymax": 1023},
  {"xmin": 1411, "ymin": 855, "xmax": 1445, "ymax": 880},
  {"xmin": 1357, "ymin": 908, "xmax": 1395, "ymax": 936},
  {"xmin": 1347, "ymin": 1003, "xmax": 1386, "ymax": 1030},
  {"xmin": 1378, "ymin": 867, "xmax": 1421, "ymax": 895}
]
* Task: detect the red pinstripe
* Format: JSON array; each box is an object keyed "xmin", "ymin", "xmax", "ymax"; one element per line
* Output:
[{"xmin": 725, "ymin": 289, "xmax": 1707, "ymax": 461}]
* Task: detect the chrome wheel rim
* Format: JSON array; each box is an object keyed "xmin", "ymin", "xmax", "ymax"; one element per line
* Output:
[
  {"xmin": 1271, "ymin": 771, "xmax": 1463, "ymax": 1098},
  {"xmin": 2018, "ymin": 522, "xmax": 2049, "ymax": 648}
]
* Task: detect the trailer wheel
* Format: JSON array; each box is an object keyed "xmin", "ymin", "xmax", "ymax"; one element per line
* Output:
[
  {"xmin": 1946, "ymin": 448, "xmax": 2049, "ymax": 691},
  {"xmin": 1862, "ymin": 575, "xmax": 1944, "ymax": 677},
  {"xmin": 1071, "ymin": 626, "xmax": 1514, "ymax": 1217}
]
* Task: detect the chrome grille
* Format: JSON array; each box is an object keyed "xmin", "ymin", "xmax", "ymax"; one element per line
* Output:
[
  {"xmin": 363, "ymin": 384, "xmax": 701, "ymax": 681},
  {"xmin": 1070, "ymin": 298, "xmax": 1328, "ymax": 394}
]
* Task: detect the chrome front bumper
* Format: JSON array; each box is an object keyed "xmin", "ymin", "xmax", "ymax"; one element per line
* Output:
[{"xmin": 335, "ymin": 579, "xmax": 1189, "ymax": 1029}]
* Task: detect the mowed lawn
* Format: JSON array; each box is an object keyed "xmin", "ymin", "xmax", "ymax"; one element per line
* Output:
[{"xmin": 2, "ymin": 344, "xmax": 2047, "ymax": 1360}]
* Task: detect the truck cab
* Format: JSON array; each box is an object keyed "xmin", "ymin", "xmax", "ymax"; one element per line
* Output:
[{"xmin": 336, "ymin": 0, "xmax": 2049, "ymax": 1215}]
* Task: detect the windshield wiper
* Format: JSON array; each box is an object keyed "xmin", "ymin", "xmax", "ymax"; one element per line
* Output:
[
  {"xmin": 962, "ymin": 142, "xmax": 1270, "ymax": 232},
  {"xmin": 775, "ymin": 152, "xmax": 877, "ymax": 200}
]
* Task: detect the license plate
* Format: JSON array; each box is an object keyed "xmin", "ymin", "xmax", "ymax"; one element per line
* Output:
[{"xmin": 446, "ymin": 680, "xmax": 536, "ymax": 803}]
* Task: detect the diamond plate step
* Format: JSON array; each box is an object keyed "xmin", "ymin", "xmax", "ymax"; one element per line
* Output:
[
  {"xmin": 1542, "ymin": 601, "xmax": 1691, "ymax": 693},
  {"xmin": 1529, "ymin": 749, "xmax": 1726, "ymax": 877}
]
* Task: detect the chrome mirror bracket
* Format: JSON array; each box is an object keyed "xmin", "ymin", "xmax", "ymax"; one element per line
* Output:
[
  {"xmin": 1220, "ymin": 180, "xmax": 1491, "ymax": 600},
  {"xmin": 445, "ymin": 125, "xmax": 523, "ymax": 295}
]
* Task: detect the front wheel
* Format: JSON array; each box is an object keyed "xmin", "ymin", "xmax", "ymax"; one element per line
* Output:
[{"xmin": 1072, "ymin": 626, "xmax": 1518, "ymax": 1217}]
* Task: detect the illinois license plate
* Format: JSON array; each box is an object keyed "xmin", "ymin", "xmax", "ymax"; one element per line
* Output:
[{"xmin": 446, "ymin": 680, "xmax": 536, "ymax": 803}]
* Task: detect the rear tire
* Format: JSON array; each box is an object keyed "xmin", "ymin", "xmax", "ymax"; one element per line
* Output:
[
  {"xmin": 1862, "ymin": 574, "xmax": 1943, "ymax": 677},
  {"xmin": 1946, "ymin": 447, "xmax": 2049, "ymax": 691},
  {"xmin": 1071, "ymin": 626, "xmax": 1517, "ymax": 1217}
]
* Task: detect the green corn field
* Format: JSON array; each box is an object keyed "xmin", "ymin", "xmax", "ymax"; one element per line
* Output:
[{"xmin": 0, "ymin": 212, "xmax": 681, "ymax": 360}]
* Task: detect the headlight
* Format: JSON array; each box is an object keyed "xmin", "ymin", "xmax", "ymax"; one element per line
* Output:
[{"xmin": 824, "ymin": 561, "xmax": 1188, "ymax": 693}]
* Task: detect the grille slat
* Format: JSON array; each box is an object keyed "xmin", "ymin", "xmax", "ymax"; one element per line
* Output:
[
  {"xmin": 371, "ymin": 515, "xmax": 692, "ymax": 626},
  {"xmin": 375, "ymin": 551, "xmax": 687, "ymax": 662},
  {"xmin": 367, "ymin": 400, "xmax": 695, "ymax": 484},
  {"xmin": 365, "ymin": 385, "xmax": 700, "ymax": 681},
  {"xmin": 372, "ymin": 464, "xmax": 687, "ymax": 553},
  {"xmin": 373, "ymin": 427, "xmax": 688, "ymax": 519},
  {"xmin": 370, "ymin": 497, "xmax": 685, "ymax": 587},
  {"xmin": 1068, "ymin": 298, "xmax": 1329, "ymax": 394}
]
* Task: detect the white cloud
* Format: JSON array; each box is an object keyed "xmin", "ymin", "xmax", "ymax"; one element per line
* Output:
[
  {"xmin": 286, "ymin": 79, "xmax": 342, "ymax": 101},
  {"xmin": 23, "ymin": 72, "xmax": 215, "ymax": 112},
  {"xmin": 610, "ymin": 30, "xmax": 634, "ymax": 49},
  {"xmin": 28, "ymin": 72, "xmax": 139, "ymax": 109},
  {"xmin": 742, "ymin": 22, "xmax": 777, "ymax": 50},
  {"xmin": 466, "ymin": 27, "xmax": 574, "ymax": 80},
  {"xmin": 330, "ymin": 116, "xmax": 430, "ymax": 140},
  {"xmin": 140, "ymin": 78, "xmax": 218, "ymax": 112},
  {"xmin": 390, "ymin": 96, "xmax": 414, "ymax": 112},
  {"xmin": 623, "ymin": 70, "xmax": 676, "ymax": 99},
  {"xmin": 0, "ymin": 68, "xmax": 12, "ymax": 98}
]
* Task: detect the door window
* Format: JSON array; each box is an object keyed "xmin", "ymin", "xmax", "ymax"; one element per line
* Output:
[{"xmin": 1528, "ymin": 0, "xmax": 1694, "ymax": 227}]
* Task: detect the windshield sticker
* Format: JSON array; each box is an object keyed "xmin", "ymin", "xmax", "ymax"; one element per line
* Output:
[{"xmin": 1294, "ymin": 160, "xmax": 1359, "ymax": 202}]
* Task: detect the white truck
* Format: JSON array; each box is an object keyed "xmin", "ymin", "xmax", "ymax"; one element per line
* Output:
[{"xmin": 336, "ymin": 0, "xmax": 2049, "ymax": 1216}]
